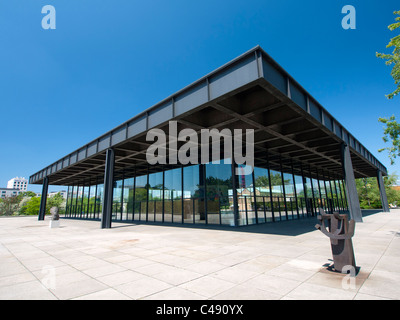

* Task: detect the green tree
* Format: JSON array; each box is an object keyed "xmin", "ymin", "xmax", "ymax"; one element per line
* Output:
[
  {"xmin": 356, "ymin": 173, "xmax": 400, "ymax": 209},
  {"xmin": 377, "ymin": 11, "xmax": 400, "ymax": 163},
  {"xmin": 48, "ymin": 193, "xmax": 64, "ymax": 209},
  {"xmin": 24, "ymin": 197, "xmax": 41, "ymax": 215},
  {"xmin": 377, "ymin": 10, "xmax": 400, "ymax": 99},
  {"xmin": 254, "ymin": 173, "xmax": 290, "ymax": 187},
  {"xmin": 18, "ymin": 191, "xmax": 37, "ymax": 199},
  {"xmin": 0, "ymin": 196, "xmax": 20, "ymax": 215},
  {"xmin": 378, "ymin": 115, "xmax": 400, "ymax": 164}
]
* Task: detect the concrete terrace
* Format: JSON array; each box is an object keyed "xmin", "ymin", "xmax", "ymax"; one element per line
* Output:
[{"xmin": 0, "ymin": 210, "xmax": 399, "ymax": 300}]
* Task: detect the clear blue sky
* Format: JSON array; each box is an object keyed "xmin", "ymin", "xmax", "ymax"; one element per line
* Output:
[{"xmin": 0, "ymin": 0, "xmax": 399, "ymax": 193}]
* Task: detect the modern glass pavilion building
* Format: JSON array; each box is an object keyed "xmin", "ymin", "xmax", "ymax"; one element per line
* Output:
[{"xmin": 30, "ymin": 46, "xmax": 389, "ymax": 229}]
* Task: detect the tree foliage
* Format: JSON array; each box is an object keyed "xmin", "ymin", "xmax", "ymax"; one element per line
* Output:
[
  {"xmin": 356, "ymin": 173, "xmax": 400, "ymax": 209},
  {"xmin": 0, "ymin": 192, "xmax": 66, "ymax": 216},
  {"xmin": 0, "ymin": 196, "xmax": 21, "ymax": 216},
  {"xmin": 376, "ymin": 10, "xmax": 400, "ymax": 99},
  {"xmin": 378, "ymin": 115, "xmax": 400, "ymax": 164},
  {"xmin": 377, "ymin": 11, "xmax": 400, "ymax": 163}
]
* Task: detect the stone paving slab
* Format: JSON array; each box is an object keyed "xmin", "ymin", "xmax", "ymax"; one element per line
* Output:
[{"xmin": 0, "ymin": 210, "xmax": 399, "ymax": 300}]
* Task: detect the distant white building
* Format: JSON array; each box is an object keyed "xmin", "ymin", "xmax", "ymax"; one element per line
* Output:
[
  {"xmin": 48, "ymin": 190, "xmax": 67, "ymax": 199},
  {"xmin": 0, "ymin": 188, "xmax": 22, "ymax": 199},
  {"xmin": 7, "ymin": 177, "xmax": 28, "ymax": 191}
]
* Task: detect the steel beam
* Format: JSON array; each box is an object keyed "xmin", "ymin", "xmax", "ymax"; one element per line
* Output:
[
  {"xmin": 377, "ymin": 170, "xmax": 390, "ymax": 213},
  {"xmin": 38, "ymin": 177, "xmax": 49, "ymax": 221},
  {"xmin": 341, "ymin": 143, "xmax": 363, "ymax": 222},
  {"xmin": 101, "ymin": 148, "xmax": 115, "ymax": 229}
]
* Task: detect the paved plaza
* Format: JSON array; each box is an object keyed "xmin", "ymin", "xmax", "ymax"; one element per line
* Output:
[{"xmin": 0, "ymin": 210, "xmax": 399, "ymax": 300}]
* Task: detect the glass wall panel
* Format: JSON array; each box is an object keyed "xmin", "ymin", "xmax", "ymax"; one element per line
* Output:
[
  {"xmin": 329, "ymin": 180, "xmax": 339, "ymax": 212},
  {"xmin": 324, "ymin": 178, "xmax": 333, "ymax": 213},
  {"xmin": 66, "ymin": 186, "xmax": 73, "ymax": 217},
  {"xmin": 88, "ymin": 184, "xmax": 97, "ymax": 219},
  {"xmin": 293, "ymin": 173, "xmax": 305, "ymax": 218},
  {"xmin": 134, "ymin": 174, "xmax": 148, "ymax": 221},
  {"xmin": 270, "ymin": 169, "xmax": 284, "ymax": 221},
  {"xmin": 148, "ymin": 171, "xmax": 163, "ymax": 222},
  {"xmin": 206, "ymin": 162, "xmax": 233, "ymax": 226},
  {"xmin": 96, "ymin": 183, "xmax": 104, "ymax": 219},
  {"xmin": 283, "ymin": 172, "xmax": 295, "ymax": 220},
  {"xmin": 254, "ymin": 167, "xmax": 272, "ymax": 223},
  {"xmin": 82, "ymin": 184, "xmax": 89, "ymax": 219},
  {"xmin": 236, "ymin": 164, "xmax": 255, "ymax": 225},
  {"xmin": 334, "ymin": 180, "xmax": 344, "ymax": 211},
  {"xmin": 76, "ymin": 185, "xmax": 83, "ymax": 218},
  {"xmin": 70, "ymin": 185, "xmax": 76, "ymax": 217},
  {"xmin": 164, "ymin": 168, "xmax": 182, "ymax": 223},
  {"xmin": 318, "ymin": 178, "xmax": 327, "ymax": 210},
  {"xmin": 311, "ymin": 177, "xmax": 321, "ymax": 214},
  {"xmin": 123, "ymin": 177, "xmax": 134, "ymax": 221},
  {"xmin": 304, "ymin": 177, "xmax": 313, "ymax": 216},
  {"xmin": 113, "ymin": 179, "xmax": 123, "ymax": 220},
  {"xmin": 183, "ymin": 165, "xmax": 202, "ymax": 224}
]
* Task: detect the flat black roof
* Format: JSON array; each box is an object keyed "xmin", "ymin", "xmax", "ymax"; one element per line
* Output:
[{"xmin": 29, "ymin": 46, "xmax": 387, "ymax": 186}]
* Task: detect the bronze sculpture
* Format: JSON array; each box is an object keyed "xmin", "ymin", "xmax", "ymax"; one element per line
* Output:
[{"xmin": 315, "ymin": 209, "xmax": 357, "ymax": 274}]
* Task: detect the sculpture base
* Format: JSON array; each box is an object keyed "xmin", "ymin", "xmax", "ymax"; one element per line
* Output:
[{"xmin": 49, "ymin": 220, "xmax": 60, "ymax": 228}]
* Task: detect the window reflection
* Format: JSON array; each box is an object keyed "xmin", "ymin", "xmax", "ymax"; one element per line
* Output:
[
  {"xmin": 148, "ymin": 171, "xmax": 163, "ymax": 222},
  {"xmin": 124, "ymin": 177, "xmax": 134, "ymax": 221},
  {"xmin": 64, "ymin": 159, "xmax": 349, "ymax": 226},
  {"xmin": 283, "ymin": 172, "xmax": 295, "ymax": 220},
  {"xmin": 270, "ymin": 169, "xmax": 284, "ymax": 221},
  {"xmin": 254, "ymin": 167, "xmax": 271, "ymax": 223},
  {"xmin": 164, "ymin": 168, "xmax": 182, "ymax": 223},
  {"xmin": 236, "ymin": 164, "xmax": 255, "ymax": 225},
  {"xmin": 206, "ymin": 162, "xmax": 233, "ymax": 226},
  {"xmin": 134, "ymin": 174, "xmax": 148, "ymax": 221},
  {"xmin": 183, "ymin": 165, "xmax": 202, "ymax": 224}
]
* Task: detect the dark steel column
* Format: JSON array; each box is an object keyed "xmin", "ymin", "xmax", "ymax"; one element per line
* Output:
[
  {"xmin": 38, "ymin": 177, "xmax": 49, "ymax": 221},
  {"xmin": 341, "ymin": 143, "xmax": 363, "ymax": 222},
  {"xmin": 101, "ymin": 148, "xmax": 115, "ymax": 229},
  {"xmin": 377, "ymin": 170, "xmax": 390, "ymax": 212}
]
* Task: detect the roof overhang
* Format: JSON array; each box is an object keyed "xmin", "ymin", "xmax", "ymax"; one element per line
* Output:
[{"xmin": 29, "ymin": 46, "xmax": 387, "ymax": 186}]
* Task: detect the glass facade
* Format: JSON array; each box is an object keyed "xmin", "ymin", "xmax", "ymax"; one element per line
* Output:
[
  {"xmin": 207, "ymin": 162, "xmax": 234, "ymax": 226},
  {"xmin": 65, "ymin": 159, "xmax": 349, "ymax": 227}
]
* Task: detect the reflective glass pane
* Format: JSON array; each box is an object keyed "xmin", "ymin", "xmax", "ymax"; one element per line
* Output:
[
  {"xmin": 183, "ymin": 165, "xmax": 202, "ymax": 224},
  {"xmin": 96, "ymin": 184, "xmax": 103, "ymax": 219},
  {"xmin": 88, "ymin": 184, "xmax": 97, "ymax": 219},
  {"xmin": 164, "ymin": 168, "xmax": 182, "ymax": 223},
  {"xmin": 113, "ymin": 179, "xmax": 123, "ymax": 220},
  {"xmin": 304, "ymin": 177, "xmax": 313, "ymax": 216},
  {"xmin": 311, "ymin": 178, "xmax": 320, "ymax": 213},
  {"xmin": 206, "ymin": 162, "xmax": 233, "ymax": 226},
  {"xmin": 134, "ymin": 174, "xmax": 147, "ymax": 221},
  {"xmin": 254, "ymin": 167, "xmax": 271, "ymax": 223},
  {"xmin": 124, "ymin": 177, "xmax": 134, "ymax": 221},
  {"xmin": 76, "ymin": 185, "xmax": 83, "ymax": 218},
  {"xmin": 148, "ymin": 171, "xmax": 163, "ymax": 222},
  {"xmin": 237, "ymin": 164, "xmax": 255, "ymax": 225},
  {"xmin": 318, "ymin": 179, "xmax": 328, "ymax": 210},
  {"xmin": 82, "ymin": 185, "xmax": 89, "ymax": 219},
  {"xmin": 270, "ymin": 169, "xmax": 284, "ymax": 221},
  {"xmin": 283, "ymin": 172, "xmax": 295, "ymax": 220},
  {"xmin": 66, "ymin": 186, "xmax": 73, "ymax": 217}
]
